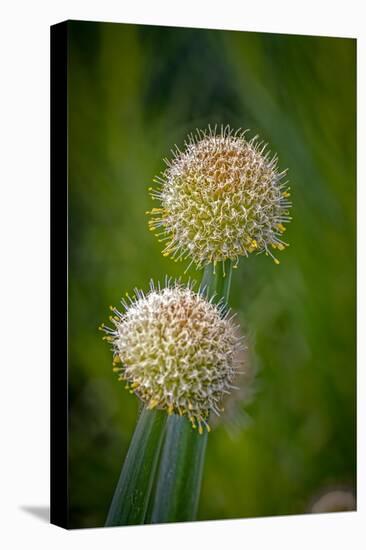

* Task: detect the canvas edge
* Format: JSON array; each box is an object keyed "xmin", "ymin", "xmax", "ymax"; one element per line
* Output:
[{"xmin": 50, "ymin": 20, "xmax": 69, "ymax": 530}]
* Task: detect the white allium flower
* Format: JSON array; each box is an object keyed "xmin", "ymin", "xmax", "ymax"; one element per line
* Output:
[
  {"xmin": 148, "ymin": 125, "xmax": 292, "ymax": 269},
  {"xmin": 101, "ymin": 281, "xmax": 243, "ymax": 433}
]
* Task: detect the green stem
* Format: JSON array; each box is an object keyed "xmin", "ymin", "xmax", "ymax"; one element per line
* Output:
[
  {"xmin": 200, "ymin": 262, "xmax": 216, "ymax": 297},
  {"xmin": 105, "ymin": 407, "xmax": 167, "ymax": 526},
  {"xmin": 150, "ymin": 415, "xmax": 208, "ymax": 523},
  {"xmin": 201, "ymin": 259, "xmax": 233, "ymax": 305},
  {"xmin": 147, "ymin": 259, "xmax": 233, "ymax": 524},
  {"xmin": 215, "ymin": 259, "xmax": 233, "ymax": 305}
]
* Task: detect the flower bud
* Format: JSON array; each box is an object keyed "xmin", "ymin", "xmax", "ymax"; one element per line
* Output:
[
  {"xmin": 101, "ymin": 281, "xmax": 243, "ymax": 433},
  {"xmin": 148, "ymin": 126, "xmax": 292, "ymax": 269}
]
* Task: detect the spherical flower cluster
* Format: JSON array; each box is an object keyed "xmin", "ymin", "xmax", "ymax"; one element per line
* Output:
[
  {"xmin": 148, "ymin": 125, "xmax": 292, "ymax": 269},
  {"xmin": 100, "ymin": 282, "xmax": 243, "ymax": 433}
]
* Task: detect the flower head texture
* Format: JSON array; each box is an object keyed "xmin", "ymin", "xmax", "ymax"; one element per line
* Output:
[
  {"xmin": 101, "ymin": 281, "xmax": 243, "ymax": 432},
  {"xmin": 148, "ymin": 125, "xmax": 292, "ymax": 269}
]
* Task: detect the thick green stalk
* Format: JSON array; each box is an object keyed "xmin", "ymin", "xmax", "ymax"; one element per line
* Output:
[
  {"xmin": 105, "ymin": 407, "xmax": 167, "ymax": 526},
  {"xmin": 215, "ymin": 259, "xmax": 233, "ymax": 305},
  {"xmin": 200, "ymin": 259, "xmax": 233, "ymax": 305},
  {"xmin": 148, "ymin": 259, "xmax": 233, "ymax": 524},
  {"xmin": 150, "ymin": 415, "xmax": 208, "ymax": 523}
]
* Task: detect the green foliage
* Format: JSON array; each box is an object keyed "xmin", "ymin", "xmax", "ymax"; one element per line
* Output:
[
  {"xmin": 149, "ymin": 415, "xmax": 208, "ymax": 523},
  {"xmin": 201, "ymin": 259, "xmax": 233, "ymax": 305},
  {"xmin": 105, "ymin": 407, "xmax": 166, "ymax": 526},
  {"xmin": 68, "ymin": 21, "xmax": 356, "ymax": 527}
]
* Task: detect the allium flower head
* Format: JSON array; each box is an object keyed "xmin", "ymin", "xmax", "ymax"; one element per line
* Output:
[
  {"xmin": 148, "ymin": 125, "xmax": 292, "ymax": 269},
  {"xmin": 100, "ymin": 281, "xmax": 243, "ymax": 433}
]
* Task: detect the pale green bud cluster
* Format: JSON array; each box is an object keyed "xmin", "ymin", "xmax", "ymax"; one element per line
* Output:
[
  {"xmin": 148, "ymin": 126, "xmax": 292, "ymax": 269},
  {"xmin": 101, "ymin": 282, "xmax": 243, "ymax": 432}
]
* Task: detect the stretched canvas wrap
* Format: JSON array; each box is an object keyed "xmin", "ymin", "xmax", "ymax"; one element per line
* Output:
[{"xmin": 51, "ymin": 20, "xmax": 356, "ymax": 529}]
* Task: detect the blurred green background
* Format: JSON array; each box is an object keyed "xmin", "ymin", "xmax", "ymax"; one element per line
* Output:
[{"xmin": 67, "ymin": 20, "xmax": 356, "ymax": 528}]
